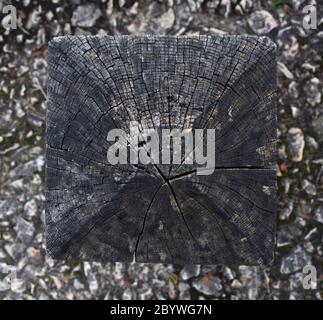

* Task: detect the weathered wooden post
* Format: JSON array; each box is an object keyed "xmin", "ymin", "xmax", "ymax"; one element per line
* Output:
[{"xmin": 46, "ymin": 35, "xmax": 277, "ymax": 265}]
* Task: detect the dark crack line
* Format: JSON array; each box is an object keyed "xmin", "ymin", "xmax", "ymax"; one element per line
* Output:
[
  {"xmin": 168, "ymin": 169, "xmax": 197, "ymax": 181},
  {"xmin": 134, "ymin": 183, "xmax": 164, "ymax": 261},
  {"xmin": 167, "ymin": 166, "xmax": 272, "ymax": 182},
  {"xmin": 152, "ymin": 163, "xmax": 195, "ymax": 239},
  {"xmin": 198, "ymin": 166, "xmax": 272, "ymax": 171},
  {"xmin": 166, "ymin": 182, "xmax": 197, "ymax": 242}
]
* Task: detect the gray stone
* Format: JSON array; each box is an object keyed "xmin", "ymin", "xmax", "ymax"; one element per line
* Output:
[
  {"xmin": 292, "ymin": 0, "xmax": 306, "ymax": 10},
  {"xmin": 15, "ymin": 217, "xmax": 35, "ymax": 244},
  {"xmin": 289, "ymin": 272, "xmax": 303, "ymax": 290},
  {"xmin": 206, "ymin": 0, "xmax": 220, "ymax": 10},
  {"xmin": 288, "ymin": 81, "xmax": 299, "ymax": 98},
  {"xmin": 71, "ymin": 4, "xmax": 101, "ymax": 28},
  {"xmin": 313, "ymin": 206, "xmax": 323, "ymax": 224},
  {"xmin": 192, "ymin": 275, "xmax": 222, "ymax": 296},
  {"xmin": 239, "ymin": 266, "xmax": 261, "ymax": 300},
  {"xmin": 180, "ymin": 265, "xmax": 200, "ymax": 280},
  {"xmin": 178, "ymin": 282, "xmax": 191, "ymax": 299},
  {"xmin": 302, "ymin": 179, "xmax": 317, "ymax": 196},
  {"xmin": 24, "ymin": 199, "xmax": 38, "ymax": 219},
  {"xmin": 312, "ymin": 115, "xmax": 323, "ymax": 141},
  {"xmin": 278, "ymin": 62, "xmax": 294, "ymax": 80},
  {"xmin": 287, "ymin": 128, "xmax": 305, "ymax": 162},
  {"xmin": 281, "ymin": 246, "xmax": 312, "ymax": 274},
  {"xmin": 306, "ymin": 136, "xmax": 319, "ymax": 153},
  {"xmin": 248, "ymin": 10, "xmax": 278, "ymax": 35},
  {"xmin": 83, "ymin": 262, "xmax": 99, "ymax": 294},
  {"xmin": 234, "ymin": 0, "xmax": 253, "ymax": 15},
  {"xmin": 26, "ymin": 7, "xmax": 42, "ymax": 29},
  {"xmin": 219, "ymin": 0, "xmax": 231, "ymax": 17},
  {"xmin": 280, "ymin": 200, "xmax": 294, "ymax": 220},
  {"xmin": 304, "ymin": 78, "xmax": 321, "ymax": 107},
  {"xmin": 187, "ymin": 0, "xmax": 204, "ymax": 12},
  {"xmin": 0, "ymin": 199, "xmax": 19, "ymax": 219},
  {"xmin": 157, "ymin": 8, "xmax": 175, "ymax": 30},
  {"xmin": 291, "ymin": 106, "xmax": 301, "ymax": 118}
]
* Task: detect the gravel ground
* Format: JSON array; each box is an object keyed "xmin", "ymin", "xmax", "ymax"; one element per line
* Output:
[{"xmin": 0, "ymin": 0, "xmax": 322, "ymax": 300}]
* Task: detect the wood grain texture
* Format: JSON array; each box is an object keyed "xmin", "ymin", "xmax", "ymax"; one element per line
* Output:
[{"xmin": 46, "ymin": 35, "xmax": 277, "ymax": 265}]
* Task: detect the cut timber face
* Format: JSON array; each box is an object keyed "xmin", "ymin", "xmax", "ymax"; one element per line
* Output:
[{"xmin": 46, "ymin": 35, "xmax": 277, "ymax": 265}]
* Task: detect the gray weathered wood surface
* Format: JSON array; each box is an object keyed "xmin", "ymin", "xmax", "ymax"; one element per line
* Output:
[{"xmin": 46, "ymin": 35, "xmax": 277, "ymax": 265}]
